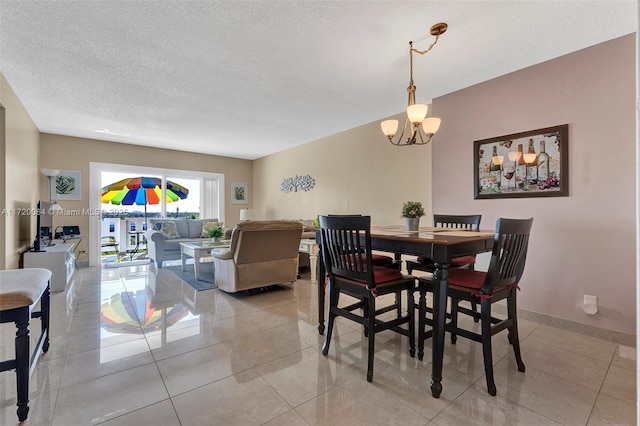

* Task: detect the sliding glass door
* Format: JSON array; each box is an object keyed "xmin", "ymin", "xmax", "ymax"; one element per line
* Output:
[{"xmin": 89, "ymin": 162, "xmax": 225, "ymax": 266}]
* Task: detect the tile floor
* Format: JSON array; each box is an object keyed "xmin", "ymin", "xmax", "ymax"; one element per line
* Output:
[{"xmin": 0, "ymin": 263, "xmax": 636, "ymax": 425}]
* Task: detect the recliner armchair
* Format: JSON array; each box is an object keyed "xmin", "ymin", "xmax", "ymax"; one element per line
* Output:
[{"xmin": 211, "ymin": 220, "xmax": 303, "ymax": 293}]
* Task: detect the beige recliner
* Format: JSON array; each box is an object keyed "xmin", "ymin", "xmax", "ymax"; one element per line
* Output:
[{"xmin": 211, "ymin": 220, "xmax": 303, "ymax": 293}]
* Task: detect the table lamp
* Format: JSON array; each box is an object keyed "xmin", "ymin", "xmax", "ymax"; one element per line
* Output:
[{"xmin": 239, "ymin": 209, "xmax": 254, "ymax": 222}]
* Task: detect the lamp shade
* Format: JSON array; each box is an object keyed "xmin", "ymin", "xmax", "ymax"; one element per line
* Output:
[
  {"xmin": 523, "ymin": 153, "xmax": 537, "ymax": 164},
  {"xmin": 422, "ymin": 117, "xmax": 441, "ymax": 134},
  {"xmin": 406, "ymin": 104, "xmax": 428, "ymax": 124},
  {"xmin": 239, "ymin": 209, "xmax": 254, "ymax": 221},
  {"xmin": 41, "ymin": 168, "xmax": 60, "ymax": 177},
  {"xmin": 380, "ymin": 120, "xmax": 399, "ymax": 137},
  {"xmin": 49, "ymin": 202, "xmax": 63, "ymax": 212}
]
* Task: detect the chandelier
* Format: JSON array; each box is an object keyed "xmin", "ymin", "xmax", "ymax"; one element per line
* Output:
[{"xmin": 381, "ymin": 22, "xmax": 448, "ymax": 146}]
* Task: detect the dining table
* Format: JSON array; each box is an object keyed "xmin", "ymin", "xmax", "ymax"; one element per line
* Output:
[{"xmin": 315, "ymin": 225, "xmax": 495, "ymax": 398}]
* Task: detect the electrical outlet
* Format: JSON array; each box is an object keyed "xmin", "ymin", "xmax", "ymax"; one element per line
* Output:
[{"xmin": 584, "ymin": 295, "xmax": 597, "ymax": 305}]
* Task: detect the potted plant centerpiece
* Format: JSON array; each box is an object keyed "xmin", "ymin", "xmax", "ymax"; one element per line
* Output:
[
  {"xmin": 206, "ymin": 223, "xmax": 225, "ymax": 242},
  {"xmin": 401, "ymin": 201, "xmax": 425, "ymax": 231}
]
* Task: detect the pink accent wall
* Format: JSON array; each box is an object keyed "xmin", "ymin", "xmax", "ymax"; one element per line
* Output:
[{"xmin": 432, "ymin": 34, "xmax": 636, "ymax": 335}]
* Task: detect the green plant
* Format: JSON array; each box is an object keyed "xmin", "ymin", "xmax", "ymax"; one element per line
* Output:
[
  {"xmin": 207, "ymin": 226, "xmax": 224, "ymax": 239},
  {"xmin": 312, "ymin": 216, "xmax": 320, "ymax": 228},
  {"xmin": 401, "ymin": 201, "xmax": 425, "ymax": 218}
]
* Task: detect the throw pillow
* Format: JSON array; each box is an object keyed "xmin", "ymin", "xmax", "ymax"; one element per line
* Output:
[
  {"xmin": 160, "ymin": 222, "xmax": 180, "ymax": 239},
  {"xmin": 201, "ymin": 221, "xmax": 222, "ymax": 238}
]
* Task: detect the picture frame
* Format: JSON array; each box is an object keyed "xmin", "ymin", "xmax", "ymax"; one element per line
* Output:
[
  {"xmin": 230, "ymin": 182, "xmax": 248, "ymax": 204},
  {"xmin": 51, "ymin": 170, "xmax": 82, "ymax": 200},
  {"xmin": 473, "ymin": 124, "xmax": 569, "ymax": 199}
]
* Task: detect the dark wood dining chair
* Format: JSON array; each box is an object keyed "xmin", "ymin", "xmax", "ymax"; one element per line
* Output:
[
  {"xmin": 406, "ymin": 214, "xmax": 482, "ymax": 274},
  {"xmin": 319, "ymin": 215, "xmax": 415, "ymax": 382},
  {"xmin": 407, "ymin": 214, "xmax": 482, "ymax": 326},
  {"xmin": 416, "ymin": 217, "xmax": 533, "ymax": 395}
]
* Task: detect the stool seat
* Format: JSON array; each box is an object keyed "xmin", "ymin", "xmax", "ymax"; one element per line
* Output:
[
  {"xmin": 0, "ymin": 267, "xmax": 51, "ymax": 422},
  {"xmin": 0, "ymin": 268, "xmax": 51, "ymax": 310}
]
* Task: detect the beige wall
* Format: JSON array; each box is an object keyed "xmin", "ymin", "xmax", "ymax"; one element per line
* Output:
[
  {"xmin": 1, "ymin": 73, "xmax": 41, "ymax": 269},
  {"xmin": 39, "ymin": 133, "xmax": 252, "ymax": 258},
  {"xmin": 253, "ymin": 114, "xmax": 433, "ymax": 225},
  {"xmin": 432, "ymin": 34, "xmax": 636, "ymax": 335}
]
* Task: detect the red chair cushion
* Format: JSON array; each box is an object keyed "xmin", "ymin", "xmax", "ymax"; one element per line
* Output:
[
  {"xmin": 371, "ymin": 253, "xmax": 395, "ymax": 266},
  {"xmin": 341, "ymin": 265, "xmax": 403, "ymax": 285},
  {"xmin": 370, "ymin": 265, "xmax": 403, "ymax": 284},
  {"xmin": 450, "ymin": 255, "xmax": 476, "ymax": 268},
  {"xmin": 447, "ymin": 268, "xmax": 486, "ymax": 289}
]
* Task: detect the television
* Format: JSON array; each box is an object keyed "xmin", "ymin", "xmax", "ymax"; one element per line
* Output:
[{"xmin": 33, "ymin": 200, "xmax": 53, "ymax": 252}]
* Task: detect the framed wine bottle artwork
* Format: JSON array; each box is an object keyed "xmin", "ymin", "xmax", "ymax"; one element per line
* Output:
[{"xmin": 473, "ymin": 124, "xmax": 569, "ymax": 199}]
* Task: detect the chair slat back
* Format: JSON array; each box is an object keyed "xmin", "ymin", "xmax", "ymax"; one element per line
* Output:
[
  {"xmin": 483, "ymin": 218, "xmax": 533, "ymax": 294},
  {"xmin": 319, "ymin": 215, "xmax": 375, "ymax": 286},
  {"xmin": 434, "ymin": 214, "xmax": 482, "ymax": 230}
]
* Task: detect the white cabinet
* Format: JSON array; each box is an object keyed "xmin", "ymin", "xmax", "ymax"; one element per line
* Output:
[{"xmin": 24, "ymin": 243, "xmax": 75, "ymax": 292}]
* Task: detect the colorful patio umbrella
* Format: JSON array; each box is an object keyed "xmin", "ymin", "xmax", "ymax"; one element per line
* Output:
[{"xmin": 101, "ymin": 176, "xmax": 189, "ymax": 224}]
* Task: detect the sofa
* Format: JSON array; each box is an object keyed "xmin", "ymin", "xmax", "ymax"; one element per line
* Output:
[
  {"xmin": 211, "ymin": 220, "xmax": 303, "ymax": 293},
  {"xmin": 145, "ymin": 217, "xmax": 318, "ymax": 269},
  {"xmin": 145, "ymin": 218, "xmax": 229, "ymax": 267}
]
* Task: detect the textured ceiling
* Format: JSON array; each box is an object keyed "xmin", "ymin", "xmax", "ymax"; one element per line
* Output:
[{"xmin": 0, "ymin": 1, "xmax": 636, "ymax": 160}]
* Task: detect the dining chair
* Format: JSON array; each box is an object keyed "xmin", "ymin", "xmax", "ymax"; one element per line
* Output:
[
  {"xmin": 416, "ymin": 217, "xmax": 533, "ymax": 395},
  {"xmin": 407, "ymin": 214, "xmax": 482, "ymax": 326},
  {"xmin": 406, "ymin": 214, "xmax": 482, "ymax": 274},
  {"xmin": 319, "ymin": 215, "xmax": 416, "ymax": 382}
]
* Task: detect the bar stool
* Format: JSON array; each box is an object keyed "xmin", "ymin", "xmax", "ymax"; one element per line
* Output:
[{"xmin": 0, "ymin": 268, "xmax": 51, "ymax": 422}]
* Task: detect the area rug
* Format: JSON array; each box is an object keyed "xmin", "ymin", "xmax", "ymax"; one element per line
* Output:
[{"xmin": 166, "ymin": 262, "xmax": 217, "ymax": 291}]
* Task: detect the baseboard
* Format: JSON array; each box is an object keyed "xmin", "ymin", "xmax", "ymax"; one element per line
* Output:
[{"xmin": 492, "ymin": 303, "xmax": 635, "ymax": 347}]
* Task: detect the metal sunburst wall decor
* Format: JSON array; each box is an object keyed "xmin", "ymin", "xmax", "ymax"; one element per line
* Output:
[{"xmin": 280, "ymin": 175, "xmax": 315, "ymax": 193}]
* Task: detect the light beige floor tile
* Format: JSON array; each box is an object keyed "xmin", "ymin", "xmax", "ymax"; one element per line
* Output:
[
  {"xmin": 172, "ymin": 370, "xmax": 291, "ymax": 425},
  {"xmin": 587, "ymin": 393, "xmax": 637, "ymax": 426},
  {"xmin": 52, "ymin": 363, "xmax": 168, "ymax": 425},
  {"xmin": 611, "ymin": 344, "xmax": 636, "ymax": 370},
  {"xmin": 59, "ymin": 339, "xmax": 154, "ymax": 388},
  {"xmin": 156, "ymin": 341, "xmax": 242, "ymax": 397},
  {"xmin": 261, "ymin": 409, "xmax": 309, "ymax": 426},
  {"xmin": 600, "ymin": 364, "xmax": 636, "ymax": 403},
  {"xmin": 366, "ymin": 347, "xmax": 477, "ymax": 420},
  {"xmin": 65, "ymin": 327, "xmax": 145, "ymax": 356},
  {"xmin": 99, "ymin": 399, "xmax": 180, "ymax": 425},
  {"xmin": 256, "ymin": 346, "xmax": 358, "ymax": 407},
  {"xmin": 492, "ymin": 357, "xmax": 598, "ymax": 425},
  {"xmin": 296, "ymin": 376, "xmax": 428, "ymax": 425},
  {"xmin": 10, "ymin": 262, "xmax": 633, "ymax": 426},
  {"xmin": 432, "ymin": 385, "xmax": 562, "ymax": 426},
  {"xmin": 206, "ymin": 304, "xmax": 300, "ymax": 341},
  {"xmin": 145, "ymin": 320, "xmax": 225, "ymax": 361},
  {"xmin": 520, "ymin": 339, "xmax": 609, "ymax": 390},
  {"xmin": 525, "ymin": 324, "xmax": 616, "ymax": 363}
]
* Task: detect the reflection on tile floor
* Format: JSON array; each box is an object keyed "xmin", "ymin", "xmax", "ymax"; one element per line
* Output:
[{"xmin": 0, "ymin": 264, "xmax": 636, "ymax": 425}]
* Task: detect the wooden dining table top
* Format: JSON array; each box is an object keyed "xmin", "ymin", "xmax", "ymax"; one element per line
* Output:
[{"xmin": 369, "ymin": 225, "xmax": 495, "ymax": 243}]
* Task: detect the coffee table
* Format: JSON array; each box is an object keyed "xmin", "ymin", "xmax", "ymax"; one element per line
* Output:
[{"xmin": 180, "ymin": 240, "xmax": 230, "ymax": 280}]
